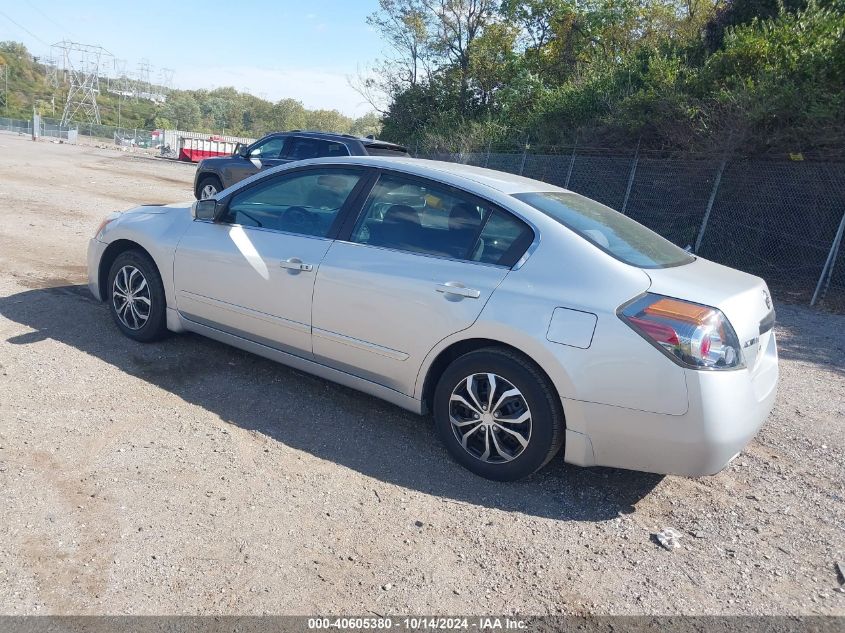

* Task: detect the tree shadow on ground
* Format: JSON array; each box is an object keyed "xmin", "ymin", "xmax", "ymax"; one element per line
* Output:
[{"xmin": 0, "ymin": 284, "xmax": 663, "ymax": 522}]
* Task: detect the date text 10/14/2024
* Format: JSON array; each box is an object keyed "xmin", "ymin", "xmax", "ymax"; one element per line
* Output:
[{"xmin": 307, "ymin": 617, "xmax": 528, "ymax": 630}]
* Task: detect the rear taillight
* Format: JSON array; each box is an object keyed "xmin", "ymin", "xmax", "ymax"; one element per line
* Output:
[{"xmin": 619, "ymin": 294, "xmax": 743, "ymax": 370}]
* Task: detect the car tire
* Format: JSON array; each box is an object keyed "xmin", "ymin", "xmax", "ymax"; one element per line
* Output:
[
  {"xmin": 107, "ymin": 250, "xmax": 168, "ymax": 343},
  {"xmin": 433, "ymin": 347, "xmax": 565, "ymax": 481},
  {"xmin": 196, "ymin": 175, "xmax": 222, "ymax": 200}
]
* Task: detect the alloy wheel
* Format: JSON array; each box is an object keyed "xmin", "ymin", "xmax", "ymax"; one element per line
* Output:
[
  {"xmin": 112, "ymin": 265, "xmax": 151, "ymax": 330},
  {"xmin": 449, "ymin": 373, "xmax": 532, "ymax": 463},
  {"xmin": 200, "ymin": 184, "xmax": 218, "ymax": 199}
]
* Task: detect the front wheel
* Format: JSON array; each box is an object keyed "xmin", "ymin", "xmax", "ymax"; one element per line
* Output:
[
  {"xmin": 107, "ymin": 250, "xmax": 168, "ymax": 342},
  {"xmin": 433, "ymin": 348, "xmax": 565, "ymax": 481},
  {"xmin": 196, "ymin": 175, "xmax": 222, "ymax": 200}
]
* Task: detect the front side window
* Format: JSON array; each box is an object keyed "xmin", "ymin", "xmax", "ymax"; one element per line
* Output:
[
  {"xmin": 350, "ymin": 174, "xmax": 532, "ymax": 266},
  {"xmin": 220, "ymin": 169, "xmax": 362, "ymax": 237},
  {"xmin": 248, "ymin": 136, "xmax": 287, "ymax": 159},
  {"xmin": 514, "ymin": 191, "xmax": 695, "ymax": 268}
]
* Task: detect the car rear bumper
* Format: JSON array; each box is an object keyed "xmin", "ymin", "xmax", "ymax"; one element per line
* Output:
[
  {"xmin": 87, "ymin": 238, "xmax": 107, "ymax": 302},
  {"xmin": 564, "ymin": 331, "xmax": 778, "ymax": 476}
]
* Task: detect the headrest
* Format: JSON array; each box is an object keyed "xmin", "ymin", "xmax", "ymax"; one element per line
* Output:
[
  {"xmin": 449, "ymin": 202, "xmax": 482, "ymax": 230},
  {"xmin": 383, "ymin": 204, "xmax": 421, "ymax": 227}
]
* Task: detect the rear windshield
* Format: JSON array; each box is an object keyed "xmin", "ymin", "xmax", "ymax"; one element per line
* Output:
[
  {"xmin": 514, "ymin": 191, "xmax": 695, "ymax": 268},
  {"xmin": 364, "ymin": 144, "xmax": 409, "ymax": 157}
]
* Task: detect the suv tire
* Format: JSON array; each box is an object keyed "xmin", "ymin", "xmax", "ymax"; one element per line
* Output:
[{"xmin": 196, "ymin": 175, "xmax": 223, "ymax": 200}]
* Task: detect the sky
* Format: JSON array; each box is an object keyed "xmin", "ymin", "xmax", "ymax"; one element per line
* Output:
[{"xmin": 0, "ymin": 0, "xmax": 386, "ymax": 116}]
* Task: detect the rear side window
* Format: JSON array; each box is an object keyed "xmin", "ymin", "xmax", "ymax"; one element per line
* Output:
[
  {"xmin": 350, "ymin": 173, "xmax": 532, "ymax": 266},
  {"xmin": 473, "ymin": 209, "xmax": 534, "ymax": 266},
  {"xmin": 284, "ymin": 138, "xmax": 350, "ymax": 160},
  {"xmin": 514, "ymin": 191, "xmax": 694, "ymax": 268}
]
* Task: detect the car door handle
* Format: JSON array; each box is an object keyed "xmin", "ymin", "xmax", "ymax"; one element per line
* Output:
[
  {"xmin": 436, "ymin": 282, "xmax": 481, "ymax": 299},
  {"xmin": 279, "ymin": 258, "xmax": 314, "ymax": 272}
]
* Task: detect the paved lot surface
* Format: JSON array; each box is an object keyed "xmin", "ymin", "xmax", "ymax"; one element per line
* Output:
[{"xmin": 0, "ymin": 135, "xmax": 843, "ymax": 615}]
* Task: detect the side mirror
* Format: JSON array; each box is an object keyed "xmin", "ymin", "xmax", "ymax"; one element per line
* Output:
[
  {"xmin": 237, "ymin": 144, "xmax": 250, "ymax": 158},
  {"xmin": 192, "ymin": 199, "xmax": 218, "ymax": 221}
]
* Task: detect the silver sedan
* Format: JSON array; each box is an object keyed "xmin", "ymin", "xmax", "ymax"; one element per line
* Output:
[{"xmin": 88, "ymin": 157, "xmax": 778, "ymax": 481}]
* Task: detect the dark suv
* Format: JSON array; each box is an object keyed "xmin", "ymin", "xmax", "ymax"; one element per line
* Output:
[{"xmin": 193, "ymin": 130, "xmax": 408, "ymax": 199}]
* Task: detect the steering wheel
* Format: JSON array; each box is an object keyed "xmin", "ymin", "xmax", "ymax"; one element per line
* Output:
[{"xmin": 282, "ymin": 206, "xmax": 317, "ymax": 232}]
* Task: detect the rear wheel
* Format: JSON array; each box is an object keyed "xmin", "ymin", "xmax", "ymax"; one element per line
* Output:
[
  {"xmin": 196, "ymin": 175, "xmax": 222, "ymax": 200},
  {"xmin": 107, "ymin": 250, "xmax": 168, "ymax": 342},
  {"xmin": 433, "ymin": 347, "xmax": 565, "ymax": 481}
]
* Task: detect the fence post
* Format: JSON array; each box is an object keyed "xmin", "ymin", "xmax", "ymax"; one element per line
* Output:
[
  {"xmin": 811, "ymin": 208, "xmax": 845, "ymax": 307},
  {"xmin": 484, "ymin": 138, "xmax": 491, "ymax": 168},
  {"xmin": 694, "ymin": 159, "xmax": 727, "ymax": 254},
  {"xmin": 518, "ymin": 138, "xmax": 529, "ymax": 176},
  {"xmin": 620, "ymin": 141, "xmax": 640, "ymax": 215},
  {"xmin": 564, "ymin": 139, "xmax": 577, "ymax": 189}
]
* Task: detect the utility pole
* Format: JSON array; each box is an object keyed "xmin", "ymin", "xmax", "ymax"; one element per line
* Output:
[{"xmin": 0, "ymin": 63, "xmax": 7, "ymax": 115}]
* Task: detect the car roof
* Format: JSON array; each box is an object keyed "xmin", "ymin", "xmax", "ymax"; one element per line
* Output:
[
  {"xmin": 264, "ymin": 130, "xmax": 407, "ymax": 151},
  {"xmin": 299, "ymin": 156, "xmax": 567, "ymax": 195}
]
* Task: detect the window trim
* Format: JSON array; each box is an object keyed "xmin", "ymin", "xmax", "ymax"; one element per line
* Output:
[
  {"xmin": 212, "ymin": 164, "xmax": 375, "ymax": 240},
  {"xmin": 337, "ymin": 239, "xmax": 517, "ymax": 270},
  {"xmin": 336, "ymin": 169, "xmax": 536, "ymax": 269}
]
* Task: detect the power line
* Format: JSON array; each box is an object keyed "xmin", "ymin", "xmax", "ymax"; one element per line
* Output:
[
  {"xmin": 23, "ymin": 0, "xmax": 74, "ymax": 40},
  {"xmin": 0, "ymin": 8, "xmax": 50, "ymax": 47}
]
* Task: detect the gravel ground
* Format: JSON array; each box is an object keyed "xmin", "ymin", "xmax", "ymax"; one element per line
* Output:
[{"xmin": 0, "ymin": 135, "xmax": 843, "ymax": 615}]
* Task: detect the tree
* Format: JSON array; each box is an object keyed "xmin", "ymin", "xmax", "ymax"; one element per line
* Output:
[
  {"xmin": 160, "ymin": 93, "xmax": 200, "ymax": 129},
  {"xmin": 304, "ymin": 109, "xmax": 352, "ymax": 132},
  {"xmin": 422, "ymin": 0, "xmax": 498, "ymax": 107},
  {"xmin": 367, "ymin": 0, "xmax": 432, "ymax": 89},
  {"xmin": 467, "ymin": 22, "xmax": 519, "ymax": 107},
  {"xmin": 349, "ymin": 112, "xmax": 383, "ymax": 137},
  {"xmin": 202, "ymin": 96, "xmax": 231, "ymax": 130},
  {"xmin": 704, "ymin": 0, "xmax": 808, "ymax": 52},
  {"xmin": 271, "ymin": 98, "xmax": 308, "ymax": 131},
  {"xmin": 372, "ymin": 0, "xmax": 844, "ymax": 155}
]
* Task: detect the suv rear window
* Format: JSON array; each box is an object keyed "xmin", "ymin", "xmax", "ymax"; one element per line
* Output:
[{"xmin": 514, "ymin": 191, "xmax": 694, "ymax": 268}]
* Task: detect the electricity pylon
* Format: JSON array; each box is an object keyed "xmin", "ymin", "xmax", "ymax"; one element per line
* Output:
[{"xmin": 55, "ymin": 41, "xmax": 111, "ymax": 125}]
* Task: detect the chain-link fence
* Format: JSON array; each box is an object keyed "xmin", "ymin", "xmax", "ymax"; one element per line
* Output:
[
  {"xmin": 419, "ymin": 146, "xmax": 845, "ymax": 311},
  {"xmin": 0, "ymin": 115, "xmax": 160, "ymax": 148},
  {"xmin": 0, "ymin": 116, "xmax": 34, "ymax": 135}
]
